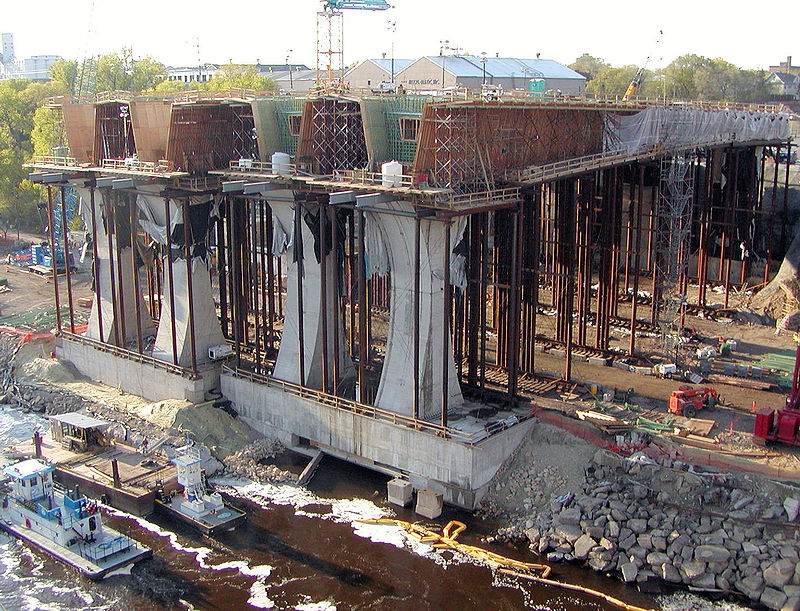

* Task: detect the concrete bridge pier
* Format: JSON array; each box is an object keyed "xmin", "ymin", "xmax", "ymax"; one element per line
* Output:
[{"xmin": 269, "ymin": 193, "xmax": 351, "ymax": 390}]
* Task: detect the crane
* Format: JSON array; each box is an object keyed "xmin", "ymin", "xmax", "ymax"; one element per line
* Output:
[
  {"xmin": 621, "ymin": 29, "xmax": 662, "ymax": 102},
  {"xmin": 621, "ymin": 62, "xmax": 647, "ymax": 102},
  {"xmin": 316, "ymin": 0, "xmax": 391, "ymax": 89}
]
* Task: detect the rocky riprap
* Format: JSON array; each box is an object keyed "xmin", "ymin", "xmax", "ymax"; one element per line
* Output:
[
  {"xmin": 221, "ymin": 438, "xmax": 297, "ymax": 484},
  {"xmin": 488, "ymin": 447, "xmax": 800, "ymax": 610}
]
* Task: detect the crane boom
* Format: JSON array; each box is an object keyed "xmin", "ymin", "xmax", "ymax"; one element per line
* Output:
[{"xmin": 317, "ymin": 0, "xmax": 391, "ymax": 89}]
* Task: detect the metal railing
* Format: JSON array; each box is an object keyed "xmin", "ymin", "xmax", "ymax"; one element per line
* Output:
[
  {"xmin": 332, "ymin": 168, "xmax": 416, "ymax": 188},
  {"xmin": 438, "ymin": 187, "xmax": 522, "ymax": 210},
  {"xmin": 30, "ymin": 155, "xmax": 80, "ymax": 168},
  {"xmin": 501, "ymin": 134, "xmax": 751, "ymax": 185},
  {"xmin": 101, "ymin": 158, "xmax": 174, "ymax": 173},
  {"xmin": 60, "ymin": 331, "xmax": 200, "ymax": 380},
  {"xmin": 228, "ymin": 159, "xmax": 298, "ymax": 175},
  {"xmin": 223, "ymin": 365, "xmax": 529, "ymax": 445}
]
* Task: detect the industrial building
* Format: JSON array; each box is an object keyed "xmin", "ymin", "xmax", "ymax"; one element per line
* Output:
[
  {"xmin": 345, "ymin": 55, "xmax": 587, "ymax": 93},
  {"xmin": 27, "ymin": 89, "xmax": 793, "ymax": 508}
]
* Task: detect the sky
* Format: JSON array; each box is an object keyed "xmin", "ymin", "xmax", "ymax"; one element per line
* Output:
[{"xmin": 3, "ymin": 0, "xmax": 796, "ymax": 72}]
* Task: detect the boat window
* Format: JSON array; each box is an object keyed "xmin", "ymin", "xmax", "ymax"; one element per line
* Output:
[{"xmin": 89, "ymin": 516, "xmax": 97, "ymax": 531}]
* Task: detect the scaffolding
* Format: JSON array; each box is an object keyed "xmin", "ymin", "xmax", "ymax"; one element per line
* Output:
[
  {"xmin": 655, "ymin": 152, "xmax": 696, "ymax": 355},
  {"xmin": 300, "ymin": 98, "xmax": 368, "ymax": 174}
]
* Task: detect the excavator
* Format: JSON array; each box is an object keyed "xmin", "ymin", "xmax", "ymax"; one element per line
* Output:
[{"xmin": 754, "ymin": 342, "xmax": 800, "ymax": 446}]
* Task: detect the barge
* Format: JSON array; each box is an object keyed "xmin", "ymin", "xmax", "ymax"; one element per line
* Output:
[
  {"xmin": 0, "ymin": 459, "xmax": 151, "ymax": 579},
  {"xmin": 155, "ymin": 444, "xmax": 245, "ymax": 535}
]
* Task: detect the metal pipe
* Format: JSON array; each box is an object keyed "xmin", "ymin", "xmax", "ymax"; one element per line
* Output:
[
  {"xmin": 164, "ymin": 198, "xmax": 178, "ymax": 366},
  {"xmin": 113, "ymin": 192, "xmax": 128, "ymax": 346},
  {"xmin": 128, "ymin": 193, "xmax": 143, "ymax": 353},
  {"xmin": 251, "ymin": 201, "xmax": 262, "ymax": 371},
  {"xmin": 296, "ymin": 200, "xmax": 306, "ymax": 388},
  {"xmin": 265, "ymin": 203, "xmax": 276, "ymax": 352},
  {"xmin": 441, "ymin": 220, "xmax": 451, "ymax": 428},
  {"xmin": 46, "ymin": 186, "xmax": 62, "ymax": 333},
  {"xmin": 319, "ymin": 203, "xmax": 329, "ymax": 393},
  {"xmin": 217, "ymin": 196, "xmax": 228, "ymax": 339},
  {"xmin": 59, "ymin": 186, "xmax": 75, "ymax": 333},
  {"xmin": 781, "ymin": 142, "xmax": 792, "ymax": 254},
  {"xmin": 413, "ymin": 215, "xmax": 421, "ymax": 420},
  {"xmin": 330, "ymin": 205, "xmax": 340, "ymax": 395},
  {"xmin": 182, "ymin": 198, "xmax": 198, "ymax": 373},
  {"xmin": 227, "ymin": 197, "xmax": 241, "ymax": 368},
  {"xmin": 89, "ymin": 187, "xmax": 104, "ymax": 342},
  {"xmin": 630, "ymin": 165, "xmax": 645, "ymax": 355},
  {"xmin": 356, "ymin": 209, "xmax": 367, "ymax": 401},
  {"xmin": 105, "ymin": 192, "xmax": 120, "ymax": 346},
  {"xmin": 508, "ymin": 206, "xmax": 522, "ymax": 398}
]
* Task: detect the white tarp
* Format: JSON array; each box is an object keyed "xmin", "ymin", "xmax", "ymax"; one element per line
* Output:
[{"xmin": 605, "ymin": 106, "xmax": 792, "ymax": 153}]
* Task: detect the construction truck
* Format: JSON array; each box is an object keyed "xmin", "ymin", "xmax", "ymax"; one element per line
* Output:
[
  {"xmin": 754, "ymin": 343, "xmax": 800, "ymax": 446},
  {"xmin": 668, "ymin": 387, "xmax": 719, "ymax": 419}
]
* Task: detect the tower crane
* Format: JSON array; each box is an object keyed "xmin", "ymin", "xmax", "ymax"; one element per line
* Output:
[{"xmin": 316, "ymin": 0, "xmax": 391, "ymax": 89}]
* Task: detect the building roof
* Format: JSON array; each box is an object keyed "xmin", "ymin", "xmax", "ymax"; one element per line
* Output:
[
  {"xmin": 424, "ymin": 56, "xmax": 585, "ymax": 81},
  {"xmin": 367, "ymin": 58, "xmax": 414, "ymax": 73},
  {"xmin": 4, "ymin": 458, "xmax": 54, "ymax": 480},
  {"xmin": 770, "ymin": 72, "xmax": 799, "ymax": 84},
  {"xmin": 50, "ymin": 412, "xmax": 110, "ymax": 430}
]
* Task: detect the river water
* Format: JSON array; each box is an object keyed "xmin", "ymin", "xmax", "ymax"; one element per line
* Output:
[{"xmin": 0, "ymin": 404, "xmax": 747, "ymax": 610}]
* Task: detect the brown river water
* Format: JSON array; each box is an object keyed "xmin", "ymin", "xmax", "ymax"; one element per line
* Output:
[{"xmin": 0, "ymin": 423, "xmax": 742, "ymax": 611}]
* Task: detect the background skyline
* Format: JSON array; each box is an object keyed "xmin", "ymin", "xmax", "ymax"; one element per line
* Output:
[{"xmin": 4, "ymin": 0, "xmax": 796, "ymax": 71}]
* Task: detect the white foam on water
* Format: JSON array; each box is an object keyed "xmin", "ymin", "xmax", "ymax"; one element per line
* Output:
[
  {"xmin": 295, "ymin": 602, "xmax": 337, "ymax": 611},
  {"xmin": 214, "ymin": 478, "xmax": 463, "ymax": 568},
  {"xmin": 105, "ymin": 506, "xmax": 275, "ymax": 608},
  {"xmin": 0, "ymin": 404, "xmax": 49, "ymax": 448},
  {"xmin": 657, "ymin": 591, "xmax": 751, "ymax": 611}
]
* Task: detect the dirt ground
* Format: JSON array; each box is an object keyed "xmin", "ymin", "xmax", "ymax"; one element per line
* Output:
[{"xmin": 0, "ymin": 230, "xmax": 93, "ymax": 318}]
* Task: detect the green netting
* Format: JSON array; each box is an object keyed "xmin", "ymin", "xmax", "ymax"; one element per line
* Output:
[
  {"xmin": 757, "ymin": 349, "xmax": 797, "ymax": 374},
  {"xmin": 274, "ymin": 98, "xmax": 305, "ymax": 156},
  {"xmin": 0, "ymin": 305, "xmax": 88, "ymax": 333},
  {"xmin": 384, "ymin": 95, "xmax": 430, "ymax": 164}
]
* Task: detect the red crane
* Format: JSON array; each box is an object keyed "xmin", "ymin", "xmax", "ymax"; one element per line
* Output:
[{"xmin": 754, "ymin": 343, "xmax": 800, "ymax": 446}]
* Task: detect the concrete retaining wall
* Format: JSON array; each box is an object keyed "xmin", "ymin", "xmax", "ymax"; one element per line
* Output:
[
  {"xmin": 57, "ymin": 337, "xmax": 218, "ymax": 402},
  {"xmin": 221, "ymin": 371, "xmax": 533, "ymax": 509}
]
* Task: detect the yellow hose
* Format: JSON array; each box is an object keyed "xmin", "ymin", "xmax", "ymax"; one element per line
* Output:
[{"xmin": 360, "ymin": 518, "xmax": 654, "ymax": 611}]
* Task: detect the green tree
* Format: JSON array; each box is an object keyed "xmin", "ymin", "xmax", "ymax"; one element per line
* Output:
[
  {"xmin": 569, "ymin": 54, "xmax": 610, "ymax": 81},
  {"xmin": 205, "ymin": 64, "xmax": 277, "ymax": 92},
  {"xmin": 586, "ymin": 65, "xmax": 641, "ymax": 97},
  {"xmin": 95, "ymin": 48, "xmax": 166, "ymax": 92},
  {"xmin": 151, "ymin": 78, "xmax": 191, "ymax": 93},
  {"xmin": 48, "ymin": 59, "xmax": 79, "ymax": 93},
  {"xmin": 663, "ymin": 54, "xmax": 709, "ymax": 100}
]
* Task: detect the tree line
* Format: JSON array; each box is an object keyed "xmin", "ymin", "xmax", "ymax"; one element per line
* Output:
[
  {"xmin": 0, "ymin": 49, "xmax": 278, "ymax": 235},
  {"xmin": 569, "ymin": 53, "xmax": 775, "ymax": 102}
]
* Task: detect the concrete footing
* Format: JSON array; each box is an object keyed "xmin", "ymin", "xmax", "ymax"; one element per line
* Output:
[
  {"xmin": 387, "ymin": 478, "xmax": 413, "ymax": 507},
  {"xmin": 222, "ymin": 369, "xmax": 534, "ymax": 510},
  {"xmin": 415, "ymin": 489, "xmax": 443, "ymax": 519},
  {"xmin": 58, "ymin": 336, "xmax": 218, "ymax": 402}
]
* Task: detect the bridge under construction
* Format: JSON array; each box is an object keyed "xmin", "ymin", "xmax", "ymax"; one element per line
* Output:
[{"xmin": 27, "ymin": 90, "xmax": 794, "ymax": 508}]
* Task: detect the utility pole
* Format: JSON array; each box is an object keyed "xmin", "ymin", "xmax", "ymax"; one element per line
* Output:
[
  {"xmin": 481, "ymin": 51, "xmax": 487, "ymax": 85},
  {"xmin": 386, "ymin": 20, "xmax": 396, "ymax": 83},
  {"xmin": 286, "ymin": 49, "xmax": 294, "ymax": 90}
]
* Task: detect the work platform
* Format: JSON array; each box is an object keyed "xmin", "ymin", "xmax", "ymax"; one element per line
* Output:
[{"xmin": 12, "ymin": 433, "xmax": 177, "ymax": 516}]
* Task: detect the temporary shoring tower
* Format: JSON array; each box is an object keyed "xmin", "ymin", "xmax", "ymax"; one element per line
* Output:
[
  {"xmin": 316, "ymin": 0, "xmax": 390, "ymax": 88},
  {"xmin": 655, "ymin": 152, "xmax": 696, "ymax": 357}
]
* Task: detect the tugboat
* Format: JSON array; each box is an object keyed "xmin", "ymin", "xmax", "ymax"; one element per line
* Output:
[
  {"xmin": 0, "ymin": 458, "xmax": 151, "ymax": 579},
  {"xmin": 155, "ymin": 443, "xmax": 245, "ymax": 535}
]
